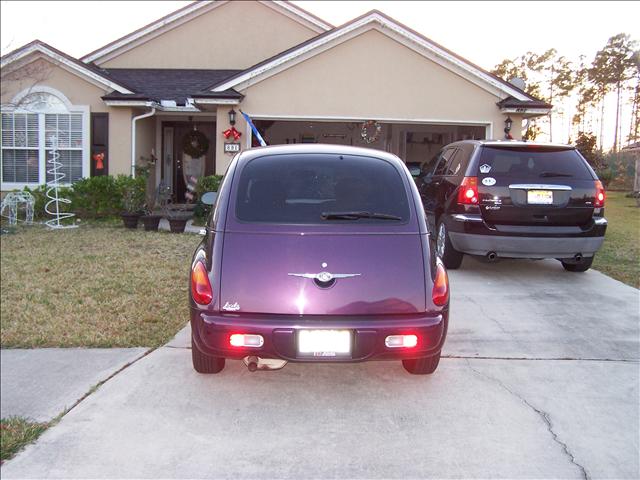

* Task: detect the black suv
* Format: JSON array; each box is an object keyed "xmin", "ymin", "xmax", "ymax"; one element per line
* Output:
[{"xmin": 415, "ymin": 140, "xmax": 607, "ymax": 271}]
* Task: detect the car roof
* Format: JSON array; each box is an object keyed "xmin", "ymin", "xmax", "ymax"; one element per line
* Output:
[
  {"xmin": 236, "ymin": 143, "xmax": 406, "ymax": 168},
  {"xmin": 449, "ymin": 140, "xmax": 576, "ymax": 150}
]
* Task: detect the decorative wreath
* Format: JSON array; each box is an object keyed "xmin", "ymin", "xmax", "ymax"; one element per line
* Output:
[
  {"xmin": 360, "ymin": 120, "xmax": 382, "ymax": 144},
  {"xmin": 182, "ymin": 129, "xmax": 210, "ymax": 158}
]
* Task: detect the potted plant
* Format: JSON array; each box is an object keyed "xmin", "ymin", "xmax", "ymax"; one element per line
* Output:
[
  {"xmin": 120, "ymin": 177, "xmax": 145, "ymax": 229},
  {"xmin": 165, "ymin": 207, "xmax": 193, "ymax": 233},
  {"xmin": 141, "ymin": 206, "xmax": 162, "ymax": 231}
]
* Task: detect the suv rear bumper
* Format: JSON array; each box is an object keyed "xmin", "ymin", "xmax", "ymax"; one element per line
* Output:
[
  {"xmin": 191, "ymin": 309, "xmax": 448, "ymax": 362},
  {"xmin": 447, "ymin": 214, "xmax": 606, "ymax": 258}
]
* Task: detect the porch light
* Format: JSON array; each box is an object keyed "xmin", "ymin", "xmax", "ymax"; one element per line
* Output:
[
  {"xmin": 228, "ymin": 108, "xmax": 237, "ymax": 126},
  {"xmin": 504, "ymin": 116, "xmax": 513, "ymax": 134}
]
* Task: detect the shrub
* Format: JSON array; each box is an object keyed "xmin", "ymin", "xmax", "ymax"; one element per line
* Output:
[
  {"xmin": 67, "ymin": 176, "xmax": 123, "ymax": 217},
  {"xmin": 21, "ymin": 174, "xmax": 147, "ymax": 219}
]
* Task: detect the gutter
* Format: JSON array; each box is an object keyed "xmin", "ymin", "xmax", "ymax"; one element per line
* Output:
[{"xmin": 131, "ymin": 106, "xmax": 156, "ymax": 177}]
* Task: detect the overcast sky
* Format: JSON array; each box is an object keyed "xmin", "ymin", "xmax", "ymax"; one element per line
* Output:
[{"xmin": 1, "ymin": 1, "xmax": 638, "ymax": 69}]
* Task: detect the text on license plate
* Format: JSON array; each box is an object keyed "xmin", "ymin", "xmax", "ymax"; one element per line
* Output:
[
  {"xmin": 298, "ymin": 330, "xmax": 351, "ymax": 357},
  {"xmin": 527, "ymin": 190, "xmax": 553, "ymax": 204}
]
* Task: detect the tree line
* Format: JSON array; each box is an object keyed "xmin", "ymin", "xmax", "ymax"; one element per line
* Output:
[{"xmin": 491, "ymin": 33, "xmax": 639, "ymax": 152}]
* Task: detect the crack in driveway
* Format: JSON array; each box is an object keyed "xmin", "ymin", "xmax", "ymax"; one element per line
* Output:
[{"xmin": 466, "ymin": 359, "xmax": 590, "ymax": 480}]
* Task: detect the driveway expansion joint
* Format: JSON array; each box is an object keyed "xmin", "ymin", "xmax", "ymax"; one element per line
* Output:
[
  {"xmin": 445, "ymin": 355, "xmax": 638, "ymax": 363},
  {"xmin": 466, "ymin": 359, "xmax": 591, "ymax": 480}
]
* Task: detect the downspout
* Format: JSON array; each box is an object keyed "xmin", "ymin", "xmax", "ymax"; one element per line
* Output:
[{"xmin": 131, "ymin": 106, "xmax": 156, "ymax": 177}]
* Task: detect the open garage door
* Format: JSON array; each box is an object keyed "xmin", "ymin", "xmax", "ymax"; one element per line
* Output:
[{"xmin": 252, "ymin": 119, "xmax": 487, "ymax": 165}]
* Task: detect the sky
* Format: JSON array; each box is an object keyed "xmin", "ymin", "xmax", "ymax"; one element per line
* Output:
[{"xmin": 1, "ymin": 1, "xmax": 639, "ymax": 145}]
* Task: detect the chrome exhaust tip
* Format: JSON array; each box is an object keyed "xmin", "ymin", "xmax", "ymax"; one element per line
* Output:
[
  {"xmin": 243, "ymin": 356, "xmax": 288, "ymax": 372},
  {"xmin": 486, "ymin": 251, "xmax": 498, "ymax": 261}
]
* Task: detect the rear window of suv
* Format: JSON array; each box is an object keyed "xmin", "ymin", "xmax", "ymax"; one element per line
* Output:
[
  {"xmin": 478, "ymin": 146, "xmax": 594, "ymax": 179},
  {"xmin": 235, "ymin": 154, "xmax": 410, "ymax": 224}
]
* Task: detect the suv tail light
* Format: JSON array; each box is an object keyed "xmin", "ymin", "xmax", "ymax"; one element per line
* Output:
[
  {"xmin": 432, "ymin": 261, "xmax": 449, "ymax": 306},
  {"xmin": 191, "ymin": 261, "xmax": 213, "ymax": 305},
  {"xmin": 457, "ymin": 176, "xmax": 479, "ymax": 205},
  {"xmin": 594, "ymin": 180, "xmax": 605, "ymax": 208}
]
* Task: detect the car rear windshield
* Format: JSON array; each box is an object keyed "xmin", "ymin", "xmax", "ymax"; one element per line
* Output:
[
  {"xmin": 235, "ymin": 154, "xmax": 410, "ymax": 224},
  {"xmin": 478, "ymin": 146, "xmax": 594, "ymax": 179}
]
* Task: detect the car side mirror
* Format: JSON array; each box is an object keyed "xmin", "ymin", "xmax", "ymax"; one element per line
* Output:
[{"xmin": 201, "ymin": 191, "xmax": 217, "ymax": 206}]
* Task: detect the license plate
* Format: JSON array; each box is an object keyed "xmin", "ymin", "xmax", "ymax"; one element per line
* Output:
[
  {"xmin": 298, "ymin": 330, "xmax": 351, "ymax": 357},
  {"xmin": 527, "ymin": 190, "xmax": 553, "ymax": 205}
]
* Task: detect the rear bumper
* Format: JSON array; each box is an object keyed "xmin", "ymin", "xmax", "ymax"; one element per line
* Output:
[
  {"xmin": 191, "ymin": 309, "xmax": 448, "ymax": 362},
  {"xmin": 447, "ymin": 214, "xmax": 606, "ymax": 258}
]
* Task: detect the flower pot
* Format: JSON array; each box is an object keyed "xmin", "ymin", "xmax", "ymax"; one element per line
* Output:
[
  {"xmin": 141, "ymin": 214, "xmax": 162, "ymax": 232},
  {"xmin": 168, "ymin": 218, "xmax": 188, "ymax": 233},
  {"xmin": 121, "ymin": 212, "xmax": 142, "ymax": 229}
]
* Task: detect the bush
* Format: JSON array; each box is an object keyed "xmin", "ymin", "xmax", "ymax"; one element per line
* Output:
[
  {"xmin": 21, "ymin": 174, "xmax": 147, "ymax": 219},
  {"xmin": 67, "ymin": 176, "xmax": 123, "ymax": 217}
]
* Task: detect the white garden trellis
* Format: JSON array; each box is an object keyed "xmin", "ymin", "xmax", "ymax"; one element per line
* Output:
[{"xmin": 45, "ymin": 134, "xmax": 77, "ymax": 229}]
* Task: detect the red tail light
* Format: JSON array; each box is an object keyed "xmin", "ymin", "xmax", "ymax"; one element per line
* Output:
[
  {"xmin": 594, "ymin": 180, "xmax": 605, "ymax": 208},
  {"xmin": 432, "ymin": 261, "xmax": 449, "ymax": 306},
  {"xmin": 457, "ymin": 176, "xmax": 479, "ymax": 205},
  {"xmin": 191, "ymin": 261, "xmax": 213, "ymax": 305}
]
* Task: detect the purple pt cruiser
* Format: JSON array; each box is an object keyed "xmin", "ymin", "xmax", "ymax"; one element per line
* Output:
[{"xmin": 190, "ymin": 144, "xmax": 449, "ymax": 375}]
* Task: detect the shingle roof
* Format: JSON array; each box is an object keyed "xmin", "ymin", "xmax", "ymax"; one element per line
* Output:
[
  {"xmin": 497, "ymin": 96, "xmax": 552, "ymax": 109},
  {"xmin": 101, "ymin": 68, "xmax": 243, "ymax": 104}
]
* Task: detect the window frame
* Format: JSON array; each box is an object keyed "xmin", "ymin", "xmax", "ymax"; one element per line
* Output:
[{"xmin": 1, "ymin": 92, "xmax": 89, "ymax": 191}]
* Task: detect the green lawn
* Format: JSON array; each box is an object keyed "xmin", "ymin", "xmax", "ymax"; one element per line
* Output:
[
  {"xmin": 1, "ymin": 223, "xmax": 200, "ymax": 348},
  {"xmin": 0, "ymin": 417, "xmax": 49, "ymax": 463},
  {"xmin": 592, "ymin": 191, "xmax": 640, "ymax": 288}
]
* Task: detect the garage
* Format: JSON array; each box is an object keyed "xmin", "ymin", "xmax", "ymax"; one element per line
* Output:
[{"xmin": 252, "ymin": 119, "xmax": 487, "ymax": 165}]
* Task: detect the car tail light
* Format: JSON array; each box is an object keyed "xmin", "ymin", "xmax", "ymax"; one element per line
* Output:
[
  {"xmin": 229, "ymin": 334, "xmax": 264, "ymax": 348},
  {"xmin": 594, "ymin": 180, "xmax": 605, "ymax": 207},
  {"xmin": 432, "ymin": 261, "xmax": 449, "ymax": 306},
  {"xmin": 457, "ymin": 176, "xmax": 479, "ymax": 205},
  {"xmin": 191, "ymin": 261, "xmax": 213, "ymax": 305},
  {"xmin": 385, "ymin": 334, "xmax": 418, "ymax": 348}
]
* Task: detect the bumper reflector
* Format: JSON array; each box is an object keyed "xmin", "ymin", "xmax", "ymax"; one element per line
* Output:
[
  {"xmin": 229, "ymin": 334, "xmax": 264, "ymax": 348},
  {"xmin": 385, "ymin": 334, "xmax": 418, "ymax": 348}
]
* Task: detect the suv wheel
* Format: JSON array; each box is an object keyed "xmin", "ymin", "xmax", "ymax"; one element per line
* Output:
[
  {"xmin": 436, "ymin": 221, "xmax": 463, "ymax": 269},
  {"xmin": 192, "ymin": 336, "xmax": 225, "ymax": 374},
  {"xmin": 560, "ymin": 256, "xmax": 594, "ymax": 273},
  {"xmin": 402, "ymin": 352, "xmax": 441, "ymax": 375}
]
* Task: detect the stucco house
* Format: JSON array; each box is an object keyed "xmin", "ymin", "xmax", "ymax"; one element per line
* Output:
[{"xmin": 0, "ymin": 0, "xmax": 550, "ymax": 200}]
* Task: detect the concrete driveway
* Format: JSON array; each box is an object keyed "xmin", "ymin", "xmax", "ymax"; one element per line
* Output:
[{"xmin": 2, "ymin": 257, "xmax": 639, "ymax": 479}]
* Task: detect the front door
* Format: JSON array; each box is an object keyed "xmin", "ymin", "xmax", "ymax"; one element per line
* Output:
[{"xmin": 162, "ymin": 121, "xmax": 215, "ymax": 203}]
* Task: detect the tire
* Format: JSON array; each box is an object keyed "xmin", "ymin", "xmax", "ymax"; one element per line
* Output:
[
  {"xmin": 436, "ymin": 221, "xmax": 463, "ymax": 269},
  {"xmin": 561, "ymin": 256, "xmax": 594, "ymax": 273},
  {"xmin": 402, "ymin": 352, "xmax": 441, "ymax": 375},
  {"xmin": 191, "ymin": 336, "xmax": 225, "ymax": 374}
]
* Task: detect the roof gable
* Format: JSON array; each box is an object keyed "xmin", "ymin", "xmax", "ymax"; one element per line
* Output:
[
  {"xmin": 1, "ymin": 40, "xmax": 133, "ymax": 94},
  {"xmin": 82, "ymin": 0, "xmax": 332, "ymax": 66},
  {"xmin": 211, "ymin": 10, "xmax": 539, "ymax": 103}
]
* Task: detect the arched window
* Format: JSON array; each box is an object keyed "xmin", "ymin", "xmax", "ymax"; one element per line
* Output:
[{"xmin": 1, "ymin": 88, "xmax": 88, "ymax": 189}]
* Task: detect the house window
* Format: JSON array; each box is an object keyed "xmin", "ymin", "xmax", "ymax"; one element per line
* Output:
[{"xmin": 1, "ymin": 91, "xmax": 88, "ymax": 189}]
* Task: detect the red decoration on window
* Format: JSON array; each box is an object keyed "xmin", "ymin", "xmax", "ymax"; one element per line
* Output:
[
  {"xmin": 222, "ymin": 126, "xmax": 242, "ymax": 141},
  {"xmin": 93, "ymin": 152, "xmax": 105, "ymax": 170}
]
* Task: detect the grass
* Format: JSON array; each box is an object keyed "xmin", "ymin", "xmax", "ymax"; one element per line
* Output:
[
  {"xmin": 592, "ymin": 191, "xmax": 640, "ymax": 288},
  {"xmin": 0, "ymin": 222, "xmax": 200, "ymax": 348},
  {"xmin": 0, "ymin": 417, "xmax": 49, "ymax": 463}
]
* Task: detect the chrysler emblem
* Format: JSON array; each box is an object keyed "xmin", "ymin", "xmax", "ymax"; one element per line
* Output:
[{"xmin": 288, "ymin": 271, "xmax": 361, "ymax": 282}]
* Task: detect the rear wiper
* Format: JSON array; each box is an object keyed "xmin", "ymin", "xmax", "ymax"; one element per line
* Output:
[
  {"xmin": 539, "ymin": 171, "xmax": 573, "ymax": 178},
  {"xmin": 320, "ymin": 211, "xmax": 402, "ymax": 221}
]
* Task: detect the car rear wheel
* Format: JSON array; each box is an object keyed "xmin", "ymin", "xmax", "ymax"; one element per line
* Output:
[
  {"xmin": 192, "ymin": 337, "xmax": 225, "ymax": 374},
  {"xmin": 436, "ymin": 221, "xmax": 463, "ymax": 269},
  {"xmin": 402, "ymin": 352, "xmax": 441, "ymax": 375},
  {"xmin": 560, "ymin": 256, "xmax": 594, "ymax": 272}
]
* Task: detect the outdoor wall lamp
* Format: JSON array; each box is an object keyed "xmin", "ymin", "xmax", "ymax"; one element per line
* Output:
[
  {"xmin": 228, "ymin": 108, "xmax": 237, "ymax": 126},
  {"xmin": 504, "ymin": 116, "xmax": 513, "ymax": 138}
]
